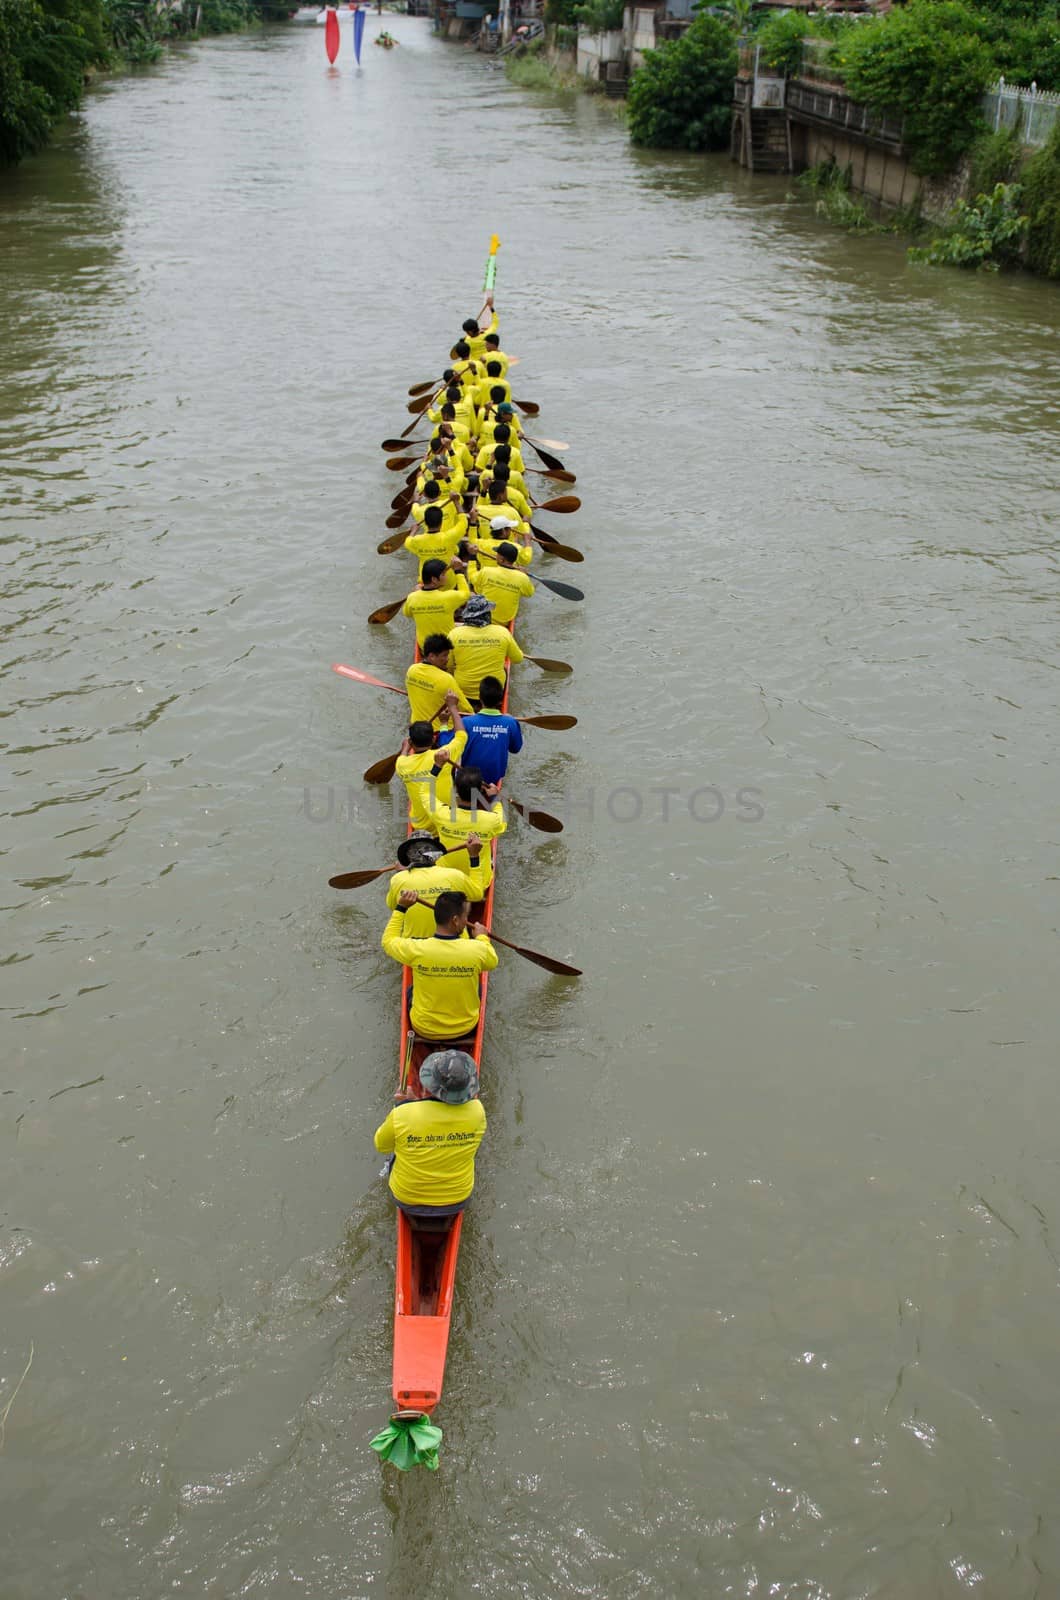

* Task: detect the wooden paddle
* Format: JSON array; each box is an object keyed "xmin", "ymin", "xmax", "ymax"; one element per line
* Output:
[
  {"xmin": 386, "ymin": 455, "xmax": 420, "ymax": 472},
  {"xmin": 532, "ymin": 495, "xmax": 580, "ymax": 514},
  {"xmin": 400, "ymin": 411, "xmax": 424, "ymax": 440},
  {"xmin": 408, "ymin": 378, "xmax": 441, "ymax": 397},
  {"xmin": 526, "ymin": 655, "xmax": 573, "ymax": 675},
  {"xmin": 514, "ymin": 399, "xmax": 540, "ymax": 416},
  {"xmin": 385, "ymin": 508, "xmax": 410, "ymax": 530},
  {"xmin": 368, "ymin": 597, "xmax": 405, "ymax": 624},
  {"xmin": 509, "ymin": 797, "xmax": 563, "ymax": 833},
  {"xmin": 531, "ymin": 533, "xmax": 584, "ymax": 563},
  {"xmin": 377, "ymin": 530, "xmax": 409, "ymax": 554},
  {"xmin": 527, "ymin": 466, "xmax": 577, "ymax": 485},
  {"xmin": 364, "ymin": 751, "xmax": 401, "ymax": 783},
  {"xmin": 537, "ymin": 576, "xmax": 584, "ymax": 601},
  {"xmin": 406, "ymin": 394, "xmax": 433, "ymax": 415},
  {"xmin": 525, "ymin": 434, "xmax": 569, "ymax": 452},
  {"xmin": 523, "ymin": 438, "xmax": 566, "ymax": 473},
  {"xmin": 333, "ymin": 663, "xmax": 404, "ymax": 693},
  {"xmin": 489, "ymin": 930, "xmax": 582, "ymax": 978},
  {"xmin": 382, "ymin": 437, "xmax": 426, "ymax": 452}
]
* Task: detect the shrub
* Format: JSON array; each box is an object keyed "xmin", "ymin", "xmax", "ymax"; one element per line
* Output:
[
  {"xmin": 573, "ymin": 0, "xmax": 623, "ymax": 32},
  {"xmin": 754, "ymin": 10, "xmax": 808, "ymax": 76},
  {"xmin": 627, "ymin": 11, "xmax": 738, "ymax": 150},
  {"xmin": 842, "ymin": 0, "xmax": 995, "ymax": 176},
  {"xmin": 1021, "ymin": 121, "xmax": 1060, "ymax": 278},
  {"xmin": 0, "ymin": 0, "xmax": 51, "ymax": 164},
  {"xmin": 968, "ymin": 124, "xmax": 1023, "ymax": 193},
  {"xmin": 799, "ymin": 158, "xmax": 882, "ymax": 232},
  {"xmin": 909, "ymin": 181, "xmax": 1028, "ymax": 267}
]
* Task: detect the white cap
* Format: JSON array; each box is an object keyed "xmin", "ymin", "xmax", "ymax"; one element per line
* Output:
[{"xmin": 490, "ymin": 516, "xmax": 518, "ymax": 532}]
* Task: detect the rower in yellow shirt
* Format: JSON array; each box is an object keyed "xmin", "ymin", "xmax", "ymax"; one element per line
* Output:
[
  {"xmin": 382, "ymin": 889, "xmax": 498, "ymax": 1041},
  {"xmin": 471, "ymin": 514, "xmax": 535, "ymax": 571},
  {"xmin": 405, "ymin": 635, "xmax": 473, "ymax": 728},
  {"xmin": 475, "ymin": 436, "xmax": 526, "ymax": 478},
  {"xmin": 457, "ymin": 299, "xmax": 499, "ymax": 364},
  {"xmin": 482, "ymin": 467, "xmax": 532, "ymax": 523},
  {"xmin": 406, "ymin": 506, "xmax": 466, "ymax": 587},
  {"xmin": 428, "ymin": 382, "xmax": 477, "ymax": 435},
  {"xmin": 473, "ymin": 364, "xmax": 512, "ymax": 411},
  {"xmin": 385, "ymin": 829, "xmax": 493, "ymax": 937},
  {"xmin": 374, "ymin": 1047, "xmax": 486, "ymax": 1216},
  {"xmin": 402, "ymin": 558, "xmax": 470, "ymax": 646},
  {"xmin": 431, "ymin": 426, "xmax": 475, "ymax": 478},
  {"xmin": 481, "ymin": 330, "xmax": 511, "ymax": 378},
  {"xmin": 395, "ymin": 698, "xmax": 469, "ymax": 829},
  {"xmin": 477, "ymin": 401, "xmax": 522, "ymax": 450},
  {"xmin": 448, "ymin": 594, "xmax": 524, "ymax": 700},
  {"xmin": 471, "ymin": 539, "xmax": 535, "ymax": 625},
  {"xmin": 431, "ymin": 766, "xmax": 507, "ymax": 874}
]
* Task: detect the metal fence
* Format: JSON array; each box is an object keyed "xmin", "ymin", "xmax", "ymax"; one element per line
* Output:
[{"xmin": 983, "ymin": 79, "xmax": 1060, "ymax": 150}]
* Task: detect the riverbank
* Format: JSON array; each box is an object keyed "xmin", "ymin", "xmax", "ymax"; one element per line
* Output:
[{"xmin": 0, "ymin": 0, "xmax": 290, "ymax": 169}]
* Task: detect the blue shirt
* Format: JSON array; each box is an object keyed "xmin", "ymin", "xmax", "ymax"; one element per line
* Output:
[{"xmin": 438, "ymin": 711, "xmax": 523, "ymax": 785}]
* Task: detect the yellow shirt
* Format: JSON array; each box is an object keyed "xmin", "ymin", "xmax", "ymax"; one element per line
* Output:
[
  {"xmin": 471, "ymin": 563, "xmax": 535, "ymax": 626},
  {"xmin": 416, "ymin": 464, "xmax": 467, "ymax": 499},
  {"xmin": 474, "ymin": 377, "xmax": 512, "ymax": 410},
  {"xmin": 374, "ymin": 1097, "xmax": 487, "ymax": 1206},
  {"xmin": 448, "ymin": 623, "xmax": 524, "ymax": 699},
  {"xmin": 403, "ymin": 579, "xmax": 469, "ymax": 647},
  {"xmin": 381, "ymin": 910, "xmax": 498, "ymax": 1039},
  {"xmin": 471, "ymin": 536, "xmax": 533, "ymax": 571},
  {"xmin": 474, "ymin": 497, "xmax": 529, "ymax": 537},
  {"xmin": 395, "ymin": 730, "xmax": 467, "ymax": 829},
  {"xmin": 480, "ymin": 346, "xmax": 510, "ymax": 377},
  {"xmin": 464, "ymin": 312, "xmax": 499, "ymax": 363},
  {"xmin": 431, "ymin": 798, "xmax": 506, "ymax": 874},
  {"xmin": 405, "ymin": 662, "xmax": 473, "ymax": 727},
  {"xmin": 475, "ymin": 443, "xmax": 526, "ymax": 476},
  {"xmin": 429, "ymin": 395, "xmax": 477, "ymax": 431},
  {"xmin": 386, "ymin": 858, "xmax": 493, "ymax": 937},
  {"xmin": 482, "ymin": 482, "xmax": 531, "ymax": 520},
  {"xmin": 478, "ymin": 414, "xmax": 523, "ymax": 448},
  {"xmin": 405, "ymin": 525, "xmax": 466, "ymax": 585}
]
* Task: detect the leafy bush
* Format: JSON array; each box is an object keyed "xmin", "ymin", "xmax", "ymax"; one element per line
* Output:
[
  {"xmin": 799, "ymin": 158, "xmax": 882, "ymax": 232},
  {"xmin": 909, "ymin": 182, "xmax": 1028, "ymax": 266},
  {"xmin": 842, "ymin": 0, "xmax": 995, "ymax": 176},
  {"xmin": 627, "ymin": 11, "xmax": 737, "ymax": 150},
  {"xmin": 573, "ymin": 0, "xmax": 623, "ymax": 32},
  {"xmin": 968, "ymin": 124, "xmax": 1023, "ymax": 193},
  {"xmin": 545, "ymin": 0, "xmax": 579, "ymax": 26},
  {"xmin": 1021, "ymin": 121, "xmax": 1060, "ymax": 278},
  {"xmin": 0, "ymin": 0, "xmax": 51, "ymax": 163},
  {"xmin": 754, "ymin": 10, "xmax": 809, "ymax": 76}
]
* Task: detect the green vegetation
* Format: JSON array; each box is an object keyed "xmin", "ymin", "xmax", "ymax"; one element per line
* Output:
[
  {"xmin": 968, "ymin": 124, "xmax": 1024, "ymax": 192},
  {"xmin": 504, "ymin": 41, "xmax": 571, "ymax": 91},
  {"xmin": 754, "ymin": 10, "xmax": 854, "ymax": 79},
  {"xmin": 572, "ymin": 0, "xmax": 623, "ymax": 33},
  {"xmin": 1021, "ymin": 123, "xmax": 1060, "ymax": 277},
  {"xmin": 798, "ymin": 159, "xmax": 881, "ymax": 233},
  {"xmin": 909, "ymin": 181, "xmax": 1028, "ymax": 266},
  {"xmin": 841, "ymin": 2, "xmax": 995, "ymax": 176},
  {"xmin": 0, "ymin": 0, "xmax": 286, "ymax": 167},
  {"xmin": 627, "ymin": 11, "xmax": 737, "ymax": 150}
]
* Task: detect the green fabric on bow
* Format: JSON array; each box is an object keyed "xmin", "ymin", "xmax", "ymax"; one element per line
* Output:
[{"xmin": 370, "ymin": 1413, "xmax": 444, "ymax": 1471}]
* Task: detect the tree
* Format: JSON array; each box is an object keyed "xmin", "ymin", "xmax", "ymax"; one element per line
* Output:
[
  {"xmin": 841, "ymin": 0, "xmax": 995, "ymax": 176},
  {"xmin": 627, "ymin": 11, "xmax": 738, "ymax": 150}
]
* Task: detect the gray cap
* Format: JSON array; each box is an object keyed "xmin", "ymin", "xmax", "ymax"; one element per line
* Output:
[
  {"xmin": 419, "ymin": 1050, "xmax": 480, "ymax": 1104},
  {"xmin": 397, "ymin": 830, "xmax": 445, "ymax": 868}
]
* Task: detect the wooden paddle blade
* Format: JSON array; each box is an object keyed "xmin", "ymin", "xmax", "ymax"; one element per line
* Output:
[
  {"xmin": 537, "ymin": 577, "xmax": 584, "ymax": 601},
  {"xmin": 525, "ymin": 440, "xmax": 566, "ymax": 472},
  {"xmin": 509, "ymin": 798, "xmax": 564, "ymax": 834},
  {"xmin": 329, "ymin": 865, "xmax": 396, "ymax": 889},
  {"xmin": 382, "ymin": 438, "xmax": 423, "ymax": 451},
  {"xmin": 400, "ymin": 411, "xmax": 424, "ymax": 439},
  {"xmin": 406, "ymin": 394, "xmax": 433, "ymax": 415},
  {"xmin": 536, "ymin": 539, "xmax": 584, "ymax": 564},
  {"xmin": 387, "ymin": 455, "xmax": 418, "ymax": 471},
  {"xmin": 514, "ymin": 398, "xmax": 540, "ymax": 416},
  {"xmin": 526, "ymin": 435, "xmax": 570, "ymax": 452},
  {"xmin": 528, "ymin": 655, "xmax": 573, "ymax": 674},
  {"xmin": 378, "ymin": 531, "xmax": 409, "ymax": 554},
  {"xmin": 363, "ymin": 751, "xmax": 399, "ymax": 784},
  {"xmin": 529, "ymin": 467, "xmax": 576, "ymax": 484},
  {"xmin": 407, "ymin": 378, "xmax": 439, "ymax": 397},
  {"xmin": 367, "ymin": 598, "xmax": 405, "ymax": 625},
  {"xmin": 332, "ymin": 663, "xmax": 404, "ymax": 694},
  {"xmin": 533, "ymin": 495, "xmax": 580, "ymax": 513},
  {"xmin": 385, "ymin": 508, "xmax": 410, "ymax": 529},
  {"xmin": 519, "ymin": 714, "xmax": 578, "ymax": 729},
  {"xmin": 490, "ymin": 932, "xmax": 582, "ymax": 978}
]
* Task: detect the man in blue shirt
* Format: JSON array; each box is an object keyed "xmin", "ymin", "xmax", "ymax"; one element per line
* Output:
[{"xmin": 437, "ymin": 675, "xmax": 522, "ymax": 784}]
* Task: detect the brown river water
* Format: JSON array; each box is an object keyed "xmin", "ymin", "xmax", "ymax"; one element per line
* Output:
[{"xmin": 2, "ymin": 17, "xmax": 1060, "ymax": 1598}]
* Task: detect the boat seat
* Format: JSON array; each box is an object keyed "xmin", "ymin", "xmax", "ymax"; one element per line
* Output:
[{"xmin": 407, "ymin": 1214, "xmax": 456, "ymax": 1234}]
